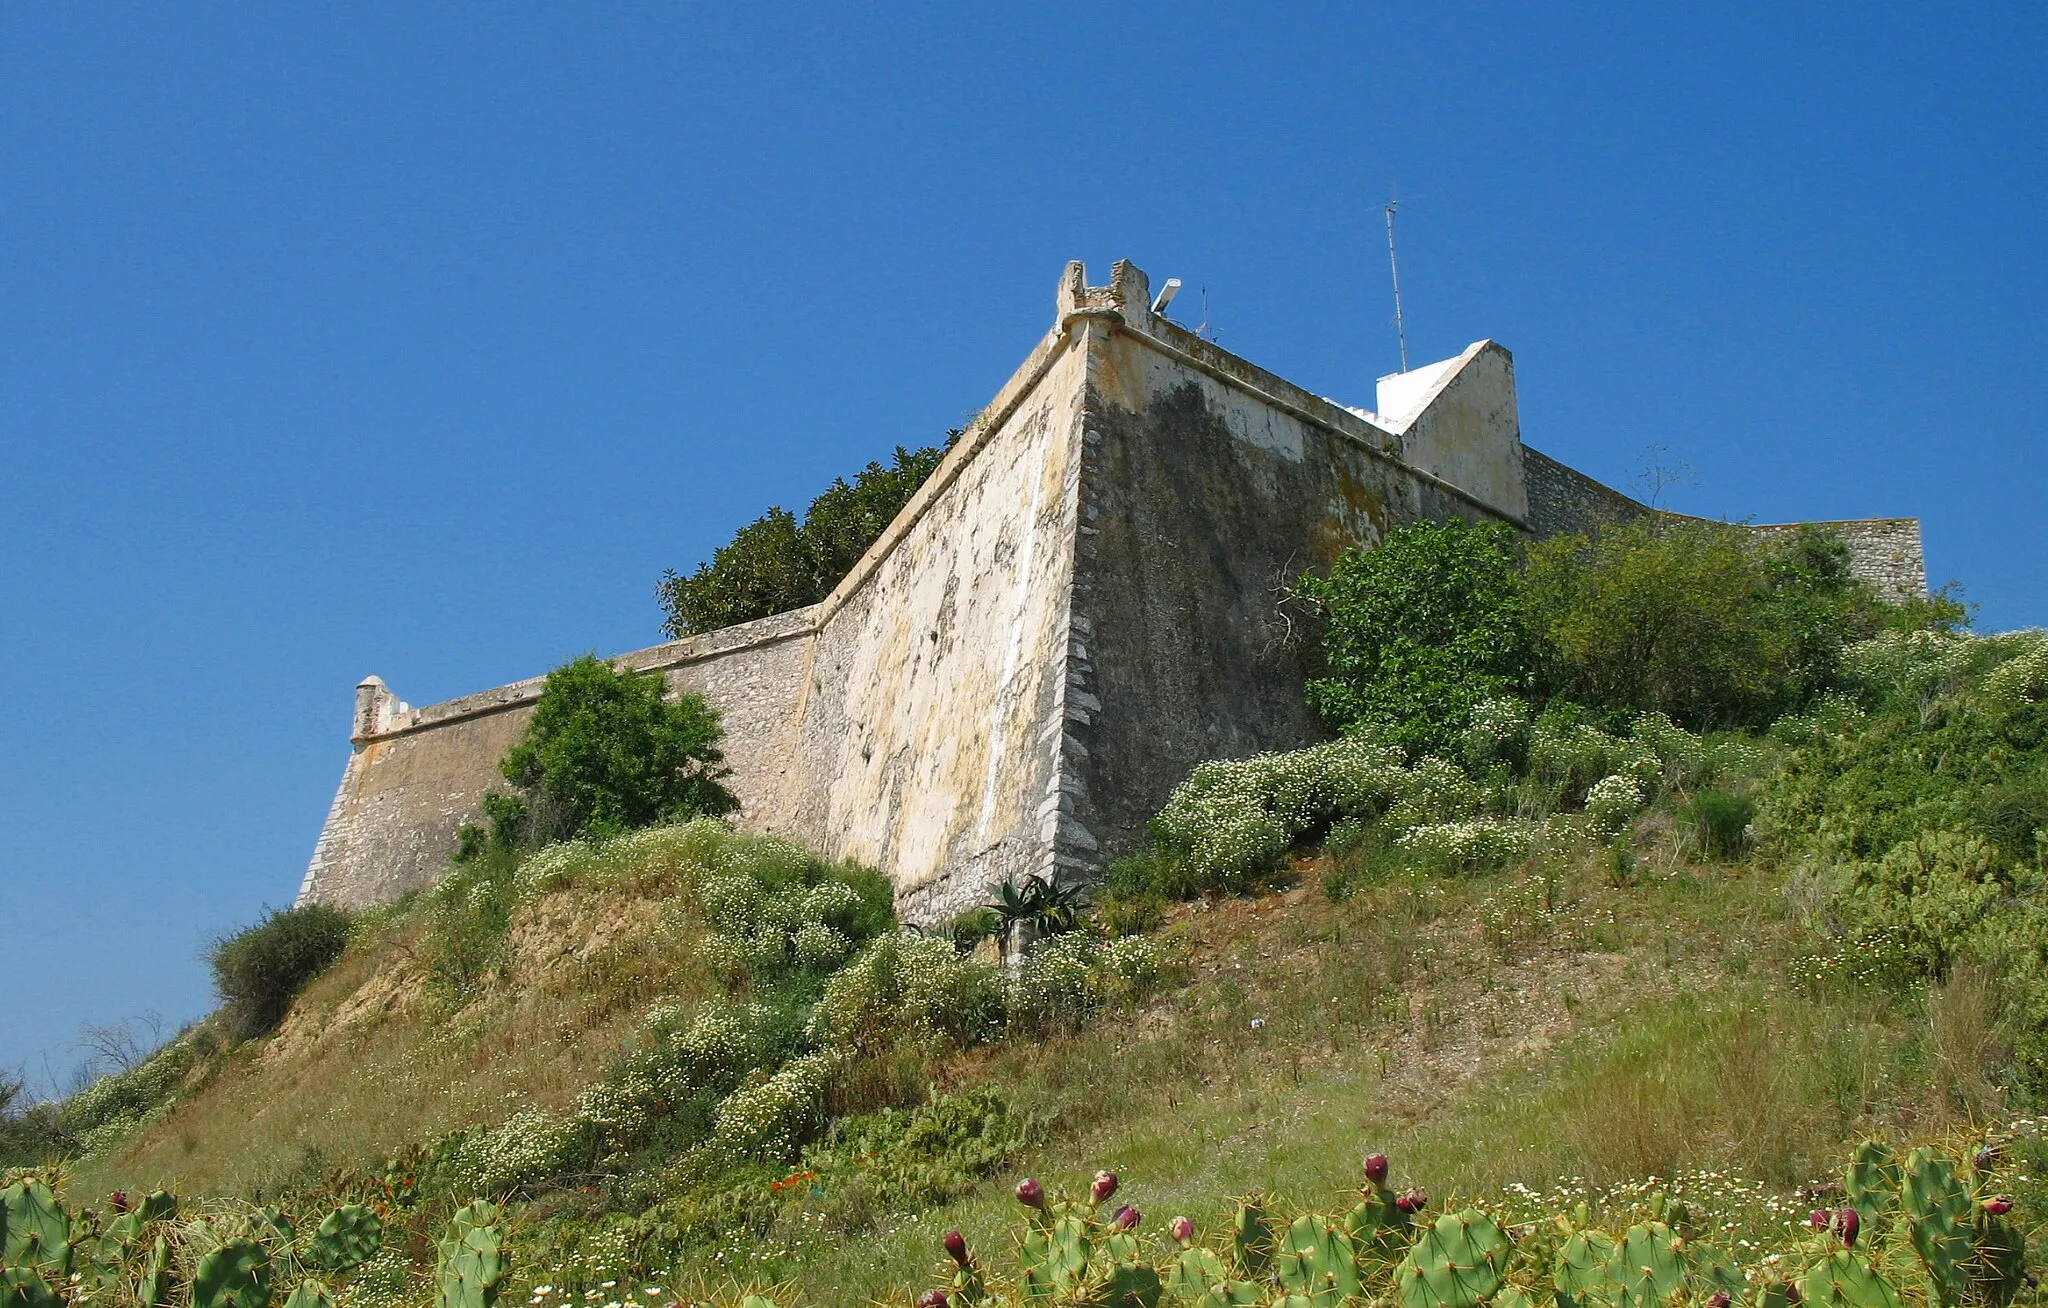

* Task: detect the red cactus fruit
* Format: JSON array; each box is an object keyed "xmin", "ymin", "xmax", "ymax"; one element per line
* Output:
[
  {"xmin": 1170, "ymin": 1216, "xmax": 1195, "ymax": 1243},
  {"xmin": 1016, "ymin": 1178, "xmax": 1045, "ymax": 1209},
  {"xmin": 108, "ymin": 1191, "xmax": 129, "ymax": 1215},
  {"xmin": 1831, "ymin": 1208, "xmax": 1859, "ymax": 1247},
  {"xmin": 1114, "ymin": 1205, "xmax": 1141, "ymax": 1230},
  {"xmin": 1984, "ymin": 1196, "xmax": 2016, "ymax": 1216},
  {"xmin": 1395, "ymin": 1188, "xmax": 1427, "ymax": 1214},
  {"xmin": 1809, "ymin": 1209, "xmax": 1830, "ymax": 1229},
  {"xmin": 1364, "ymin": 1153, "xmax": 1390, "ymax": 1187},
  {"xmin": 1785, "ymin": 1283, "xmax": 1802, "ymax": 1306},
  {"xmin": 1091, "ymin": 1170, "xmax": 1119, "ymax": 1203},
  {"xmin": 943, "ymin": 1230, "xmax": 968, "ymax": 1266},
  {"xmin": 1708, "ymin": 1293, "xmax": 1732, "ymax": 1308},
  {"xmin": 917, "ymin": 1292, "xmax": 948, "ymax": 1308}
]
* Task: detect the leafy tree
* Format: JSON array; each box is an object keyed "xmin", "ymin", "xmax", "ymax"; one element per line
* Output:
[
  {"xmin": 657, "ymin": 438, "xmax": 956, "ymax": 637},
  {"xmin": 207, "ymin": 903, "xmax": 355, "ymax": 1041},
  {"xmin": 1299, "ymin": 518, "xmax": 1534, "ymax": 755},
  {"xmin": 1521, "ymin": 518, "xmax": 1886, "ymax": 728},
  {"xmin": 489, "ymin": 654, "xmax": 738, "ymax": 848}
]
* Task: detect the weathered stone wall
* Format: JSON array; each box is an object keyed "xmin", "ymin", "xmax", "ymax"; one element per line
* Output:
[
  {"xmin": 1066, "ymin": 276, "xmax": 1523, "ymax": 864},
  {"xmin": 1523, "ymin": 446, "xmax": 1652, "ymax": 538},
  {"xmin": 774, "ymin": 322, "xmax": 1089, "ymax": 924},
  {"xmin": 300, "ymin": 258, "xmax": 1931, "ymax": 919},
  {"xmin": 1751, "ymin": 518, "xmax": 1928, "ymax": 603},
  {"xmin": 299, "ymin": 609, "xmax": 816, "ymax": 909}
]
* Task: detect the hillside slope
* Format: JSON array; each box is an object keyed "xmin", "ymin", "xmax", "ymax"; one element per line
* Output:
[{"xmin": 68, "ymin": 819, "xmax": 2002, "ymax": 1305}]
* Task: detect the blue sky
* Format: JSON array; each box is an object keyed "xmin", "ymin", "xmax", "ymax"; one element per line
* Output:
[{"xmin": 3, "ymin": 4, "xmax": 2043, "ymax": 1085}]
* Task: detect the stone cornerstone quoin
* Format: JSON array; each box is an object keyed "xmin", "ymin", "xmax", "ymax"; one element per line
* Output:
[{"xmin": 298, "ymin": 260, "xmax": 1928, "ymax": 923}]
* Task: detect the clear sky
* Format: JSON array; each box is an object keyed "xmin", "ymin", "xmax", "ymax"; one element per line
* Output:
[{"xmin": 3, "ymin": 4, "xmax": 2043, "ymax": 1086}]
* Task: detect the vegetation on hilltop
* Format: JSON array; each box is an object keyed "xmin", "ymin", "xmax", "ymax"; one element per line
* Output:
[
  {"xmin": 656, "ymin": 438, "xmax": 956, "ymax": 638},
  {"xmin": 14, "ymin": 510, "xmax": 2048, "ymax": 1308}
]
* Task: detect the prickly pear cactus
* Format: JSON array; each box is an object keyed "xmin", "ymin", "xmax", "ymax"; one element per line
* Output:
[
  {"xmin": 1900, "ymin": 1149, "xmax": 1973, "ymax": 1306},
  {"xmin": 304, "ymin": 1205, "xmax": 383, "ymax": 1273},
  {"xmin": 1275, "ymin": 1216, "xmax": 1360, "ymax": 1308},
  {"xmin": 1683, "ymin": 1242, "xmax": 1745, "ymax": 1300},
  {"xmin": 1346, "ymin": 1189, "xmax": 1413, "ymax": 1264},
  {"xmin": 1394, "ymin": 1210, "xmax": 1510, "ymax": 1308},
  {"xmin": 282, "ymin": 1280, "xmax": 336, "ymax": 1308},
  {"xmin": 1845, "ymin": 1141, "xmax": 1903, "ymax": 1236},
  {"xmin": 1163, "ymin": 1248, "xmax": 1259, "ymax": 1308},
  {"xmin": 1, "ymin": 1180, "xmax": 70, "ymax": 1276},
  {"xmin": 1799, "ymin": 1252, "xmax": 1901, "ymax": 1308},
  {"xmin": 1230, "ymin": 1199, "xmax": 1272, "ymax": 1278},
  {"xmin": 1974, "ymin": 1217, "xmax": 2026, "ymax": 1308},
  {"xmin": 139, "ymin": 1235, "xmax": 175, "ymax": 1308},
  {"xmin": 1553, "ymin": 1229, "xmax": 1616, "ymax": 1308},
  {"xmin": 1019, "ymin": 1213, "xmax": 1093, "ymax": 1303},
  {"xmin": 1, "ymin": 1267, "xmax": 60, "ymax": 1308},
  {"xmin": 192, "ymin": 1239, "xmax": 273, "ymax": 1308},
  {"xmin": 1494, "ymin": 1288, "xmax": 1535, "ymax": 1308},
  {"xmin": 1094, "ymin": 1260, "xmax": 1163, "ymax": 1308},
  {"xmin": 435, "ymin": 1202, "xmax": 509, "ymax": 1308},
  {"xmin": 1602, "ymin": 1223, "xmax": 1684, "ymax": 1308}
]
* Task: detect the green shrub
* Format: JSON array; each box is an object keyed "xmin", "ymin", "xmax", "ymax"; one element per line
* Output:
[
  {"xmin": 657, "ymin": 439, "xmax": 956, "ymax": 637},
  {"xmin": 1681, "ymin": 789, "xmax": 1755, "ymax": 860},
  {"xmin": 488, "ymin": 654, "xmax": 737, "ymax": 849},
  {"xmin": 207, "ymin": 902, "xmax": 354, "ymax": 1041},
  {"xmin": 1299, "ymin": 519, "xmax": 1534, "ymax": 755},
  {"xmin": 1522, "ymin": 519, "xmax": 1884, "ymax": 729},
  {"xmin": 0, "ymin": 1077, "xmax": 75, "ymax": 1168},
  {"xmin": 427, "ymin": 846, "xmax": 521, "ymax": 995}
]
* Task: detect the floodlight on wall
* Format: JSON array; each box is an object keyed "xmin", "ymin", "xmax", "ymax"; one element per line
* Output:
[{"xmin": 1151, "ymin": 278, "xmax": 1182, "ymax": 315}]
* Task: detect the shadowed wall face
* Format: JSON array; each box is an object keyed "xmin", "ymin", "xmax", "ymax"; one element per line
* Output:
[{"xmin": 1069, "ymin": 326, "xmax": 1515, "ymax": 863}]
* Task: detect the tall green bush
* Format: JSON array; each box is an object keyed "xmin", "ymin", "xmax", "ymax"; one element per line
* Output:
[
  {"xmin": 207, "ymin": 903, "xmax": 354, "ymax": 1041},
  {"xmin": 1521, "ymin": 519, "xmax": 1883, "ymax": 729},
  {"xmin": 656, "ymin": 439, "xmax": 955, "ymax": 637},
  {"xmin": 1299, "ymin": 519, "xmax": 1533, "ymax": 755},
  {"xmin": 487, "ymin": 655, "xmax": 737, "ymax": 849}
]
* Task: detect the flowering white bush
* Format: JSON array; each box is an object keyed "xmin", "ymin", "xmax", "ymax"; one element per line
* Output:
[
  {"xmin": 1459, "ymin": 695, "xmax": 1531, "ymax": 770},
  {"xmin": 1386, "ymin": 756, "xmax": 1488, "ymax": 830},
  {"xmin": 807, "ymin": 934, "xmax": 1003, "ymax": 1055},
  {"xmin": 1152, "ymin": 735, "xmax": 1411, "ymax": 890},
  {"xmin": 1584, "ymin": 773, "xmax": 1647, "ymax": 836},
  {"xmin": 1395, "ymin": 818, "xmax": 1534, "ymax": 874},
  {"xmin": 711, "ymin": 1051, "xmax": 834, "ymax": 1160},
  {"xmin": 1981, "ymin": 630, "xmax": 2048, "ymax": 717}
]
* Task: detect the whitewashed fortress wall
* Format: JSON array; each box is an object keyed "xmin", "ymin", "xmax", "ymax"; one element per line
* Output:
[{"xmin": 300, "ymin": 261, "xmax": 1927, "ymax": 921}]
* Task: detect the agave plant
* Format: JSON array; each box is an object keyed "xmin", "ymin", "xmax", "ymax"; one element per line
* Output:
[{"xmin": 987, "ymin": 873, "xmax": 1082, "ymax": 936}]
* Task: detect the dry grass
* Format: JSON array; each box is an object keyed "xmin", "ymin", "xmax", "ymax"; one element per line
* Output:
[
  {"xmin": 71, "ymin": 873, "xmax": 715, "ymax": 1198},
  {"xmin": 66, "ymin": 830, "xmax": 2006, "ymax": 1308}
]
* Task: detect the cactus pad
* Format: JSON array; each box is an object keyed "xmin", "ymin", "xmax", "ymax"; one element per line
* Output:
[
  {"xmin": 1553, "ymin": 1229, "xmax": 1616, "ymax": 1308},
  {"xmin": 1, "ymin": 1180, "xmax": 70, "ymax": 1276},
  {"xmin": 1395, "ymin": 1210, "xmax": 1511, "ymax": 1308},
  {"xmin": 1602, "ymin": 1223, "xmax": 1684, "ymax": 1308},
  {"xmin": 305, "ymin": 1206, "xmax": 383, "ymax": 1273},
  {"xmin": 1799, "ymin": 1252, "xmax": 1900, "ymax": 1308},
  {"xmin": 435, "ymin": 1203, "xmax": 509, "ymax": 1308},
  {"xmin": 1845, "ymin": 1141, "xmax": 1902, "ymax": 1236},
  {"xmin": 1276, "ymin": 1216, "xmax": 1360, "ymax": 1308},
  {"xmin": 283, "ymin": 1280, "xmax": 337, "ymax": 1308},
  {"xmin": 1901, "ymin": 1149, "xmax": 1973, "ymax": 1306},
  {"xmin": 192, "ymin": 1240, "xmax": 273, "ymax": 1308},
  {"xmin": 1, "ymin": 1268, "xmax": 59, "ymax": 1308}
]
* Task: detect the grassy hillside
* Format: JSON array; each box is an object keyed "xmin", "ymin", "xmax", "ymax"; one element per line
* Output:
[
  {"xmin": 16, "ymin": 520, "xmax": 2047, "ymax": 1308},
  {"xmin": 53, "ymin": 800, "xmax": 2018, "ymax": 1304}
]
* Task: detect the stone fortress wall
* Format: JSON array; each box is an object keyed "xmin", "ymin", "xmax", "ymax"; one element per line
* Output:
[{"xmin": 299, "ymin": 261, "xmax": 1929, "ymax": 921}]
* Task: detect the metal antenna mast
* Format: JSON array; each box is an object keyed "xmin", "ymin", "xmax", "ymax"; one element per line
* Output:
[{"xmin": 1383, "ymin": 187, "xmax": 1410, "ymax": 373}]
